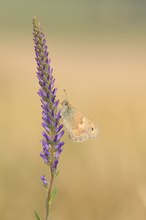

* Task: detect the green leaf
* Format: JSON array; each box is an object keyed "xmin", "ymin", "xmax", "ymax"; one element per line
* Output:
[
  {"xmin": 34, "ymin": 210, "xmax": 41, "ymax": 220},
  {"xmin": 49, "ymin": 187, "xmax": 58, "ymax": 205},
  {"xmin": 55, "ymin": 170, "xmax": 60, "ymax": 177}
]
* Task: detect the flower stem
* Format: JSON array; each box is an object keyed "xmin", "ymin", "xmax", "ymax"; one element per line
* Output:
[{"xmin": 45, "ymin": 172, "xmax": 54, "ymax": 220}]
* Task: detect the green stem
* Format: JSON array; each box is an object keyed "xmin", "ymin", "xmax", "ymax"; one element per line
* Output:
[{"xmin": 45, "ymin": 172, "xmax": 54, "ymax": 220}]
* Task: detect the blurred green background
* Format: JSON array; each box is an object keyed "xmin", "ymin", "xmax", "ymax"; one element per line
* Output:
[{"xmin": 1, "ymin": 0, "xmax": 146, "ymax": 219}]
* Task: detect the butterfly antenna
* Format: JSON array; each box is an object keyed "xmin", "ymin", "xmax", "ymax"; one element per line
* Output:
[{"xmin": 63, "ymin": 89, "xmax": 69, "ymax": 101}]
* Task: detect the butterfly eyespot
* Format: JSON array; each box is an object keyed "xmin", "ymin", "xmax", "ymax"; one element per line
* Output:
[{"xmin": 88, "ymin": 127, "xmax": 94, "ymax": 132}]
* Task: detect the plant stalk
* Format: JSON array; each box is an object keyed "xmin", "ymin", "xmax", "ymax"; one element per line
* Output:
[{"xmin": 45, "ymin": 172, "xmax": 54, "ymax": 220}]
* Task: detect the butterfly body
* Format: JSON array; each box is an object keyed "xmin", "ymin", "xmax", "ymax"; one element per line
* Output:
[{"xmin": 61, "ymin": 100, "xmax": 98, "ymax": 142}]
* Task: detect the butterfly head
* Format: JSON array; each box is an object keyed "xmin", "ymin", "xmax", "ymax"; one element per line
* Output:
[{"xmin": 61, "ymin": 99, "xmax": 72, "ymax": 116}]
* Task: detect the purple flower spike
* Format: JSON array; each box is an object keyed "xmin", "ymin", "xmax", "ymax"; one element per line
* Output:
[
  {"xmin": 56, "ymin": 124, "xmax": 64, "ymax": 133},
  {"xmin": 55, "ymin": 141, "xmax": 64, "ymax": 150},
  {"xmin": 40, "ymin": 153, "xmax": 49, "ymax": 164},
  {"xmin": 32, "ymin": 17, "xmax": 64, "ymax": 173},
  {"xmin": 41, "ymin": 175, "xmax": 48, "ymax": 187},
  {"xmin": 54, "ymin": 130, "xmax": 64, "ymax": 142}
]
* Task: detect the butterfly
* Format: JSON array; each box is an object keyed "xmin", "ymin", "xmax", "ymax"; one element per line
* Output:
[{"xmin": 60, "ymin": 94, "xmax": 99, "ymax": 142}]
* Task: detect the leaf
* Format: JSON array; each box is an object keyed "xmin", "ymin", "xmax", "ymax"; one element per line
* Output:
[
  {"xmin": 34, "ymin": 210, "xmax": 41, "ymax": 220},
  {"xmin": 55, "ymin": 170, "xmax": 60, "ymax": 177},
  {"xmin": 49, "ymin": 187, "xmax": 58, "ymax": 205}
]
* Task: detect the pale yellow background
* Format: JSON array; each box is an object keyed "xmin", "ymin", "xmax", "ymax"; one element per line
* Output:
[{"xmin": 0, "ymin": 1, "xmax": 146, "ymax": 220}]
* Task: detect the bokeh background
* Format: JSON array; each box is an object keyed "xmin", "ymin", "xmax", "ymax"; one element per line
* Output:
[{"xmin": 0, "ymin": 0, "xmax": 146, "ymax": 219}]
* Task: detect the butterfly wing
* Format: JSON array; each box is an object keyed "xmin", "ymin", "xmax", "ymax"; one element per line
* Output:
[{"xmin": 62, "ymin": 107, "xmax": 98, "ymax": 142}]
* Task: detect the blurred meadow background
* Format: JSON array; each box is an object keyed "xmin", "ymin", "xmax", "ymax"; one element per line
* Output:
[{"xmin": 1, "ymin": 0, "xmax": 146, "ymax": 219}]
